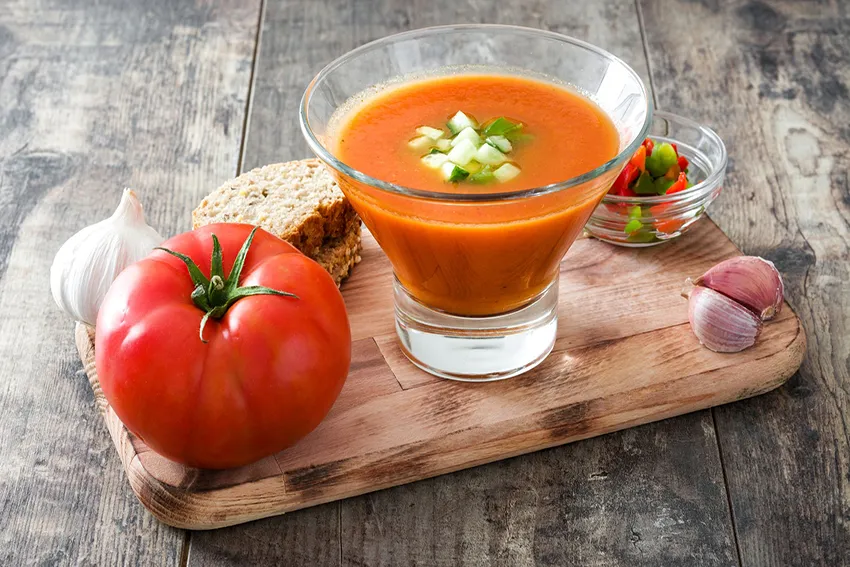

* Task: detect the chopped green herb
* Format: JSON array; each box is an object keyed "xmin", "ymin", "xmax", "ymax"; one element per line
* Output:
[
  {"xmin": 483, "ymin": 117, "xmax": 522, "ymax": 137},
  {"xmin": 469, "ymin": 165, "xmax": 494, "ymax": 184}
]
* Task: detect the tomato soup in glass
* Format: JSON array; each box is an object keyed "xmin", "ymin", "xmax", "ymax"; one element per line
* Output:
[
  {"xmin": 301, "ymin": 25, "xmax": 651, "ymax": 381},
  {"xmin": 331, "ymin": 74, "xmax": 619, "ymax": 316}
]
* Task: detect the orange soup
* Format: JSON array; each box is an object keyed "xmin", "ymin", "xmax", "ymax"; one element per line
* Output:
[{"xmin": 332, "ymin": 74, "xmax": 620, "ymax": 315}]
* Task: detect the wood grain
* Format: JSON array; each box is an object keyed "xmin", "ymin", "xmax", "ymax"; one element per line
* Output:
[
  {"xmin": 639, "ymin": 0, "xmax": 850, "ymax": 564},
  {"xmin": 0, "ymin": 0, "xmax": 260, "ymax": 564},
  {"xmin": 4, "ymin": 0, "xmax": 838, "ymax": 564},
  {"xmin": 76, "ymin": 219, "xmax": 805, "ymax": 533}
]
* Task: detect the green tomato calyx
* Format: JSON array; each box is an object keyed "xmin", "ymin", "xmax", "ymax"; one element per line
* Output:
[{"xmin": 156, "ymin": 226, "xmax": 298, "ymax": 342}]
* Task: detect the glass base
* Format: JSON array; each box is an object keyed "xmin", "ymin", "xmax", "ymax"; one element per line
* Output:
[{"xmin": 394, "ymin": 277, "xmax": 558, "ymax": 382}]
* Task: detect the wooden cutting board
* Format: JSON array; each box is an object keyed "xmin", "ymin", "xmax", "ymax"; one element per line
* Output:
[{"xmin": 76, "ymin": 219, "xmax": 805, "ymax": 530}]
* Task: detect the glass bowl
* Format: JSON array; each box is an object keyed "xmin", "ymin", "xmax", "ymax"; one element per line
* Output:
[
  {"xmin": 300, "ymin": 24, "xmax": 652, "ymax": 381},
  {"xmin": 585, "ymin": 111, "xmax": 727, "ymax": 247}
]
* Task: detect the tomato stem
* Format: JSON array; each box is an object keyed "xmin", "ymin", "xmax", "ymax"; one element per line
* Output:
[{"xmin": 156, "ymin": 226, "xmax": 298, "ymax": 342}]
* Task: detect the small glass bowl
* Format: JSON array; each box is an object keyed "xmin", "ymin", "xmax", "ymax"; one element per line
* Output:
[{"xmin": 585, "ymin": 111, "xmax": 727, "ymax": 247}]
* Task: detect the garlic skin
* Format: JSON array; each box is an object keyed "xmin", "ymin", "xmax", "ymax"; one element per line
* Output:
[
  {"xmin": 50, "ymin": 189, "xmax": 163, "ymax": 325},
  {"xmin": 696, "ymin": 256, "xmax": 784, "ymax": 320},
  {"xmin": 687, "ymin": 286, "xmax": 763, "ymax": 353}
]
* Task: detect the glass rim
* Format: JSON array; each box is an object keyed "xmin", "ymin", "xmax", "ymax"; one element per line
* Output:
[
  {"xmin": 600, "ymin": 111, "xmax": 728, "ymax": 205},
  {"xmin": 299, "ymin": 23, "xmax": 653, "ymax": 203}
]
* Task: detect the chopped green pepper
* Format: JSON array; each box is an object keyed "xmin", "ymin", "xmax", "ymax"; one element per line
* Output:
[
  {"xmin": 646, "ymin": 142, "xmax": 678, "ymax": 177},
  {"xmin": 655, "ymin": 178, "xmax": 675, "ymax": 194},
  {"xmin": 633, "ymin": 171, "xmax": 657, "ymax": 195},
  {"xmin": 624, "ymin": 219, "xmax": 643, "ymax": 233},
  {"xmin": 627, "ymin": 231, "xmax": 658, "ymax": 243}
]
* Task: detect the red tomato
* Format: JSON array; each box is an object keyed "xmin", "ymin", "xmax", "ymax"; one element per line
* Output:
[{"xmin": 96, "ymin": 224, "xmax": 351, "ymax": 469}]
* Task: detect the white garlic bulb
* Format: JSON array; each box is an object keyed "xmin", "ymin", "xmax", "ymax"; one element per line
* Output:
[{"xmin": 50, "ymin": 189, "xmax": 163, "ymax": 325}]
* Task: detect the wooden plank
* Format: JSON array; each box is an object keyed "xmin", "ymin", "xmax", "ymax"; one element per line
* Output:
[
  {"xmin": 185, "ymin": 0, "xmax": 745, "ymax": 563},
  {"xmin": 0, "ymin": 0, "xmax": 261, "ymax": 564},
  {"xmin": 638, "ymin": 0, "xmax": 850, "ymax": 564},
  {"xmin": 339, "ymin": 414, "xmax": 738, "ymax": 567},
  {"xmin": 189, "ymin": 505, "xmax": 340, "ymax": 567}
]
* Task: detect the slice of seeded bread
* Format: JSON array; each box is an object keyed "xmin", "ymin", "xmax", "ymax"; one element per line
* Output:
[{"xmin": 192, "ymin": 159, "xmax": 361, "ymax": 284}]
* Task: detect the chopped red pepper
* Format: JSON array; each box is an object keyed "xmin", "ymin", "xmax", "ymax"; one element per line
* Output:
[
  {"xmin": 649, "ymin": 201, "xmax": 683, "ymax": 233},
  {"xmin": 610, "ymin": 163, "xmax": 640, "ymax": 195},
  {"xmin": 619, "ymin": 184, "xmax": 638, "ymax": 197},
  {"xmin": 655, "ymin": 217, "xmax": 686, "ymax": 234},
  {"xmin": 630, "ymin": 145, "xmax": 647, "ymax": 171},
  {"xmin": 642, "ymin": 138, "xmax": 654, "ymax": 156},
  {"xmin": 666, "ymin": 171, "xmax": 688, "ymax": 195},
  {"xmin": 677, "ymin": 155, "xmax": 689, "ymax": 171},
  {"xmin": 671, "ymin": 142, "xmax": 678, "ymax": 153},
  {"xmin": 664, "ymin": 163, "xmax": 681, "ymax": 180}
]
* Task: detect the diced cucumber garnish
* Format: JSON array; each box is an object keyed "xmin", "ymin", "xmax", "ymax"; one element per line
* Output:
[
  {"xmin": 416, "ymin": 126, "xmax": 445, "ymax": 140},
  {"xmin": 469, "ymin": 165, "xmax": 494, "ymax": 184},
  {"xmin": 475, "ymin": 143, "xmax": 507, "ymax": 166},
  {"xmin": 483, "ymin": 117, "xmax": 521, "ymax": 137},
  {"xmin": 493, "ymin": 163, "xmax": 521, "ymax": 183},
  {"xmin": 486, "ymin": 135, "xmax": 512, "ymax": 153},
  {"xmin": 421, "ymin": 153, "xmax": 449, "ymax": 169},
  {"xmin": 414, "ymin": 112, "xmax": 530, "ymax": 184},
  {"xmin": 441, "ymin": 162, "xmax": 469, "ymax": 182},
  {"xmin": 408, "ymin": 136, "xmax": 433, "ymax": 152},
  {"xmin": 446, "ymin": 139, "xmax": 478, "ymax": 166},
  {"xmin": 447, "ymin": 111, "xmax": 478, "ymax": 135},
  {"xmin": 450, "ymin": 126, "xmax": 481, "ymax": 147}
]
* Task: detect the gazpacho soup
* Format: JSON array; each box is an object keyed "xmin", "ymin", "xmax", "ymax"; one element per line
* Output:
[{"xmin": 331, "ymin": 72, "xmax": 620, "ymax": 316}]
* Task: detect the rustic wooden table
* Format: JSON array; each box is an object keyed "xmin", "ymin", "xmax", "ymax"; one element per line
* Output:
[{"xmin": 1, "ymin": 0, "xmax": 847, "ymax": 565}]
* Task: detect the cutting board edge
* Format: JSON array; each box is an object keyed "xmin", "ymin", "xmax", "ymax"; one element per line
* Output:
[{"xmin": 75, "ymin": 316, "xmax": 805, "ymax": 530}]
